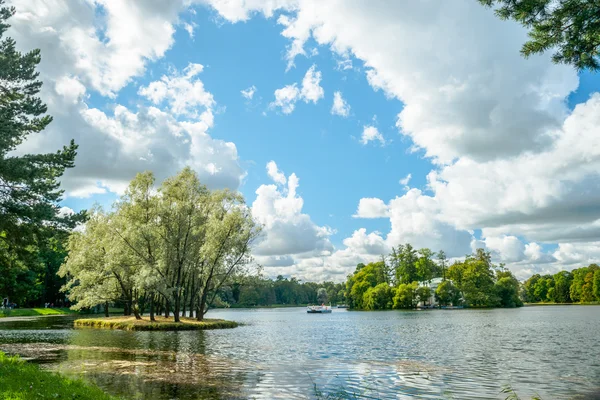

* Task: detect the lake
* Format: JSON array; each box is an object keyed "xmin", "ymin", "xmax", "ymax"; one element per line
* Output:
[{"xmin": 1, "ymin": 306, "xmax": 599, "ymax": 399}]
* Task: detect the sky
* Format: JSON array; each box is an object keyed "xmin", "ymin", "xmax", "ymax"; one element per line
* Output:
[{"xmin": 8, "ymin": 0, "xmax": 600, "ymax": 282}]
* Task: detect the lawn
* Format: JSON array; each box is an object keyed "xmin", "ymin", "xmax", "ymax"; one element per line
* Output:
[
  {"xmin": 0, "ymin": 308, "xmax": 76, "ymax": 318},
  {"xmin": 74, "ymin": 315, "xmax": 239, "ymax": 331},
  {"xmin": 0, "ymin": 351, "xmax": 117, "ymax": 400}
]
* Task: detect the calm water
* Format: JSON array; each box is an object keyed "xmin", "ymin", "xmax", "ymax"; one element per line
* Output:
[{"xmin": 1, "ymin": 306, "xmax": 599, "ymax": 399}]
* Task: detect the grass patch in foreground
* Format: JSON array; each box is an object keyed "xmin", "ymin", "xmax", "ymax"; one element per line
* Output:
[
  {"xmin": 0, "ymin": 351, "xmax": 117, "ymax": 400},
  {"xmin": 0, "ymin": 308, "xmax": 77, "ymax": 318},
  {"xmin": 74, "ymin": 315, "xmax": 238, "ymax": 331}
]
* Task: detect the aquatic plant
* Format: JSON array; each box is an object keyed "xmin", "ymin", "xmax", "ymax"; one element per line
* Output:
[{"xmin": 0, "ymin": 351, "xmax": 118, "ymax": 400}]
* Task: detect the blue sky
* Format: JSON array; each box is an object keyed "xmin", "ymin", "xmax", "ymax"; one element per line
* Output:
[{"xmin": 11, "ymin": 0, "xmax": 600, "ymax": 281}]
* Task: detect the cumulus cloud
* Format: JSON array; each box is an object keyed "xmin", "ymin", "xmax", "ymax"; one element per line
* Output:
[
  {"xmin": 266, "ymin": 160, "xmax": 287, "ymax": 185},
  {"xmin": 9, "ymin": 10, "xmax": 244, "ymax": 199},
  {"xmin": 251, "ymin": 162, "xmax": 334, "ymax": 258},
  {"xmin": 360, "ymin": 126, "xmax": 385, "ymax": 146},
  {"xmin": 241, "ymin": 85, "xmax": 257, "ymax": 100},
  {"xmin": 353, "ymin": 198, "xmax": 388, "ymax": 219},
  {"xmin": 331, "ymin": 91, "xmax": 350, "ymax": 117},
  {"xmin": 9, "ymin": 0, "xmax": 194, "ymax": 97},
  {"xmin": 138, "ymin": 63, "xmax": 214, "ymax": 117},
  {"xmin": 270, "ymin": 64, "xmax": 323, "ymax": 113}
]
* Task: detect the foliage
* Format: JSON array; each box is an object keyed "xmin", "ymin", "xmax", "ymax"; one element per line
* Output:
[
  {"xmin": 0, "ymin": 351, "xmax": 117, "ymax": 399},
  {"xmin": 392, "ymin": 282, "xmax": 418, "ymax": 309},
  {"xmin": 73, "ymin": 316, "xmax": 238, "ymax": 331},
  {"xmin": 435, "ymin": 280, "xmax": 462, "ymax": 306},
  {"xmin": 345, "ymin": 262, "xmax": 387, "ymax": 309},
  {"xmin": 495, "ymin": 270, "xmax": 523, "ymax": 307},
  {"xmin": 317, "ymin": 288, "xmax": 329, "ymax": 304},
  {"xmin": 346, "ymin": 246, "xmax": 524, "ymax": 310},
  {"xmin": 216, "ymin": 275, "xmax": 345, "ymax": 307},
  {"xmin": 524, "ymin": 264, "xmax": 600, "ymax": 304},
  {"xmin": 363, "ymin": 283, "xmax": 393, "ymax": 310},
  {"xmin": 479, "ymin": 0, "xmax": 600, "ymax": 71},
  {"xmin": 0, "ymin": 1, "xmax": 85, "ymax": 307},
  {"xmin": 59, "ymin": 168, "xmax": 260, "ymax": 322}
]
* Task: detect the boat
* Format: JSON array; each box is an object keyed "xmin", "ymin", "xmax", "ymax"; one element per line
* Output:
[
  {"xmin": 336, "ymin": 304, "xmax": 348, "ymax": 309},
  {"xmin": 307, "ymin": 305, "xmax": 332, "ymax": 313}
]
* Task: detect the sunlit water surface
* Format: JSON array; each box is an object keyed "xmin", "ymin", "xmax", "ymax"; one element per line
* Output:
[{"xmin": 1, "ymin": 306, "xmax": 599, "ymax": 399}]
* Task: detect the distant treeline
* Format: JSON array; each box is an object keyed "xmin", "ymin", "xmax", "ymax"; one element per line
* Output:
[
  {"xmin": 345, "ymin": 245, "xmax": 522, "ymax": 310},
  {"xmin": 214, "ymin": 276, "xmax": 346, "ymax": 307},
  {"xmin": 523, "ymin": 264, "xmax": 600, "ymax": 304}
]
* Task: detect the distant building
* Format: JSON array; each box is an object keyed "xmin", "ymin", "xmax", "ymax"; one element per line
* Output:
[{"xmin": 417, "ymin": 277, "xmax": 445, "ymax": 307}]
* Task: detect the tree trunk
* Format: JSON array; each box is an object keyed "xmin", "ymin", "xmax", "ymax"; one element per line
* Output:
[
  {"xmin": 150, "ymin": 295, "xmax": 156, "ymax": 322},
  {"xmin": 164, "ymin": 300, "xmax": 170, "ymax": 318},
  {"xmin": 104, "ymin": 301, "xmax": 109, "ymax": 317},
  {"xmin": 133, "ymin": 298, "xmax": 142, "ymax": 320},
  {"xmin": 197, "ymin": 290, "xmax": 208, "ymax": 321},
  {"xmin": 173, "ymin": 293, "xmax": 181, "ymax": 323},
  {"xmin": 188, "ymin": 282, "xmax": 195, "ymax": 318}
]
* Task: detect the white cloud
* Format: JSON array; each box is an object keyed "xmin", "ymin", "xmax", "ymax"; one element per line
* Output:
[
  {"xmin": 300, "ymin": 64, "xmax": 324, "ymax": 103},
  {"xmin": 9, "ymin": 0, "xmax": 194, "ymax": 97},
  {"xmin": 331, "ymin": 91, "xmax": 350, "ymax": 117},
  {"xmin": 360, "ymin": 126, "xmax": 385, "ymax": 146},
  {"xmin": 252, "ymin": 162, "xmax": 334, "ymax": 258},
  {"xmin": 271, "ymin": 84, "xmax": 301, "ymax": 114},
  {"xmin": 399, "ymin": 173, "xmax": 412, "ymax": 186},
  {"xmin": 266, "ymin": 160, "xmax": 287, "ymax": 185},
  {"xmin": 138, "ymin": 63, "xmax": 214, "ymax": 118},
  {"xmin": 270, "ymin": 64, "xmax": 323, "ymax": 114},
  {"xmin": 353, "ymin": 198, "xmax": 388, "ymax": 219},
  {"xmin": 183, "ymin": 22, "xmax": 195, "ymax": 38},
  {"xmin": 241, "ymin": 85, "xmax": 257, "ymax": 100}
]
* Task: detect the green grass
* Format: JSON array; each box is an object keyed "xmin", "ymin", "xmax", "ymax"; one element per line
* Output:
[
  {"xmin": 0, "ymin": 308, "xmax": 77, "ymax": 318},
  {"xmin": 523, "ymin": 302, "xmax": 600, "ymax": 306},
  {"xmin": 0, "ymin": 351, "xmax": 118, "ymax": 400},
  {"xmin": 74, "ymin": 315, "xmax": 239, "ymax": 331}
]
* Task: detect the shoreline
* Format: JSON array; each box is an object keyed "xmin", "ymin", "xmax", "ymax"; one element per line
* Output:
[{"xmin": 74, "ymin": 316, "xmax": 239, "ymax": 331}]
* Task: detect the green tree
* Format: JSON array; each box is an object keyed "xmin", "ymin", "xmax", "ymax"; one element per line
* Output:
[
  {"xmin": 453, "ymin": 253, "xmax": 498, "ymax": 307},
  {"xmin": 415, "ymin": 286, "xmax": 432, "ymax": 306},
  {"xmin": 437, "ymin": 250, "xmax": 448, "ymax": 281},
  {"xmin": 593, "ymin": 269, "xmax": 600, "ymax": 301},
  {"xmin": 495, "ymin": 269, "xmax": 523, "ymax": 307},
  {"xmin": 479, "ymin": 0, "xmax": 600, "ymax": 71},
  {"xmin": 551, "ymin": 270, "xmax": 573, "ymax": 303},
  {"xmin": 415, "ymin": 248, "xmax": 437, "ymax": 283},
  {"xmin": 392, "ymin": 282, "xmax": 418, "ymax": 309},
  {"xmin": 392, "ymin": 244, "xmax": 419, "ymax": 284},
  {"xmin": 316, "ymin": 288, "xmax": 328, "ymax": 304},
  {"xmin": 363, "ymin": 283, "xmax": 393, "ymax": 310},
  {"xmin": 346, "ymin": 261, "xmax": 387, "ymax": 309},
  {"xmin": 0, "ymin": 2, "xmax": 83, "ymax": 305},
  {"xmin": 435, "ymin": 280, "xmax": 462, "ymax": 306},
  {"xmin": 524, "ymin": 274, "xmax": 542, "ymax": 302}
]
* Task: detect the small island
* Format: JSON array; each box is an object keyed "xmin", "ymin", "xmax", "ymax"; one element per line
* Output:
[{"xmin": 74, "ymin": 316, "xmax": 238, "ymax": 331}]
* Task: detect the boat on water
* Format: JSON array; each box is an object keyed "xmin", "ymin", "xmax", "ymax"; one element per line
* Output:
[
  {"xmin": 336, "ymin": 304, "xmax": 348, "ymax": 309},
  {"xmin": 307, "ymin": 305, "xmax": 332, "ymax": 313}
]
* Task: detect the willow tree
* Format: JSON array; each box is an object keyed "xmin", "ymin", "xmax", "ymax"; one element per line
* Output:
[
  {"xmin": 60, "ymin": 168, "xmax": 260, "ymax": 322},
  {"xmin": 59, "ymin": 212, "xmax": 121, "ymax": 317}
]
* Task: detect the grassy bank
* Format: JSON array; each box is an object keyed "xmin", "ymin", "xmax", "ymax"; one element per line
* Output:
[
  {"xmin": 523, "ymin": 302, "xmax": 600, "ymax": 306},
  {"xmin": 74, "ymin": 315, "xmax": 238, "ymax": 331},
  {"xmin": 0, "ymin": 308, "xmax": 77, "ymax": 318},
  {"xmin": 0, "ymin": 351, "xmax": 117, "ymax": 400}
]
